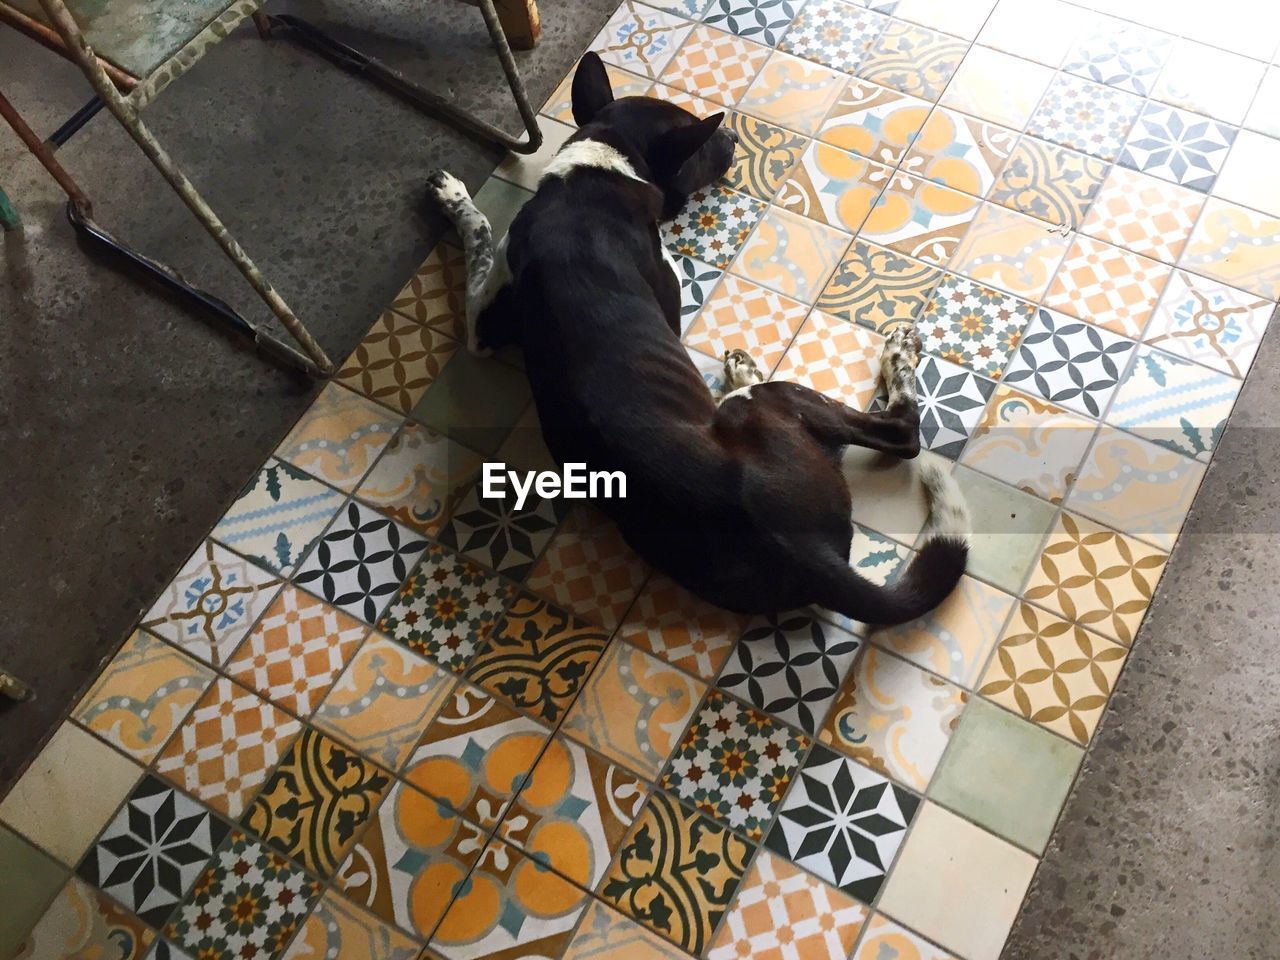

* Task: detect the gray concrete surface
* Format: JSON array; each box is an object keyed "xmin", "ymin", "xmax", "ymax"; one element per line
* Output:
[{"xmin": 0, "ymin": 0, "xmax": 617, "ymax": 788}]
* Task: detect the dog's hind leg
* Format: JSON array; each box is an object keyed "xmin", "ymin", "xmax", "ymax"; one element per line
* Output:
[
  {"xmin": 719, "ymin": 348, "xmax": 765, "ymax": 402},
  {"xmin": 425, "ymin": 169, "xmax": 511, "ymax": 356}
]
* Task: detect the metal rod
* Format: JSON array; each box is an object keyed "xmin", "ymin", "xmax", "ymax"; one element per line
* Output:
[
  {"xmin": 48, "ymin": 95, "xmax": 104, "ymax": 147},
  {"xmin": 0, "ymin": 1, "xmax": 137, "ymax": 90},
  {"xmin": 0, "ymin": 88, "xmax": 91, "ymax": 209},
  {"xmin": 35, "ymin": 0, "xmax": 335, "ymax": 376}
]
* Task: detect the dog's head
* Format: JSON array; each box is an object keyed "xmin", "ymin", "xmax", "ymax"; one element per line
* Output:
[{"xmin": 570, "ymin": 52, "xmax": 737, "ymax": 217}]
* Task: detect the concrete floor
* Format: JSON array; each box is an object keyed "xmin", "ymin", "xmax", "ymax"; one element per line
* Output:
[
  {"xmin": 3, "ymin": 4, "xmax": 1280, "ymax": 955},
  {"xmin": 0, "ymin": 0, "xmax": 617, "ymax": 786}
]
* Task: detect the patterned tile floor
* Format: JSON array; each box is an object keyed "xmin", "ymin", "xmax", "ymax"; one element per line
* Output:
[{"xmin": 5, "ymin": 1, "xmax": 1280, "ymax": 959}]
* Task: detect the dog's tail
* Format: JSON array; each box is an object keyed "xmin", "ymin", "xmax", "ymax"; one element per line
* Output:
[
  {"xmin": 425, "ymin": 169, "xmax": 495, "ymax": 354},
  {"xmin": 812, "ymin": 458, "xmax": 970, "ymax": 627}
]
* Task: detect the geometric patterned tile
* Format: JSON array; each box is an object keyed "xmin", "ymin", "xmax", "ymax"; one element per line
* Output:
[
  {"xmin": 165, "ymin": 832, "xmax": 322, "ymax": 960},
  {"xmin": 212, "ymin": 460, "xmax": 344, "ymax": 576},
  {"xmin": 589, "ymin": 1, "xmax": 695, "ymax": 78},
  {"xmin": 857, "ymin": 19, "xmax": 966, "ymax": 101},
  {"xmin": 896, "ymin": 354, "xmax": 996, "ymax": 459},
  {"xmin": 1026, "ymin": 73, "xmax": 1145, "ymax": 161},
  {"xmin": 816, "ymin": 240, "xmax": 944, "ymax": 332},
  {"xmin": 354, "ymin": 423, "xmax": 484, "ymax": 538},
  {"xmin": 945, "ymin": 203, "xmax": 1071, "ymax": 301},
  {"xmin": 775, "ymin": 143, "xmax": 887, "ymax": 231},
  {"xmin": 438, "ymin": 483, "xmax": 564, "ymax": 582},
  {"xmin": 245, "ymin": 727, "xmax": 392, "ymax": 877},
  {"xmin": 774, "ymin": 310, "xmax": 884, "ymax": 409},
  {"xmin": 617, "ymin": 573, "xmax": 749, "ymax": 680},
  {"xmin": 673, "ymin": 253, "xmax": 724, "ymax": 331},
  {"xmin": 723, "ymin": 114, "xmax": 808, "ymax": 202},
  {"xmin": 141, "ymin": 541, "xmax": 281, "ymax": 669},
  {"xmin": 684, "ymin": 275, "xmax": 810, "ymax": 375},
  {"xmin": 1023, "ymin": 511, "xmax": 1167, "ymax": 644},
  {"xmin": 706, "ymin": 850, "xmax": 868, "ymax": 960},
  {"xmin": 542, "ymin": 62, "xmax": 652, "ymax": 126},
  {"xmin": 562, "ymin": 641, "xmax": 704, "ymax": 779},
  {"xmin": 401, "ymin": 683, "xmax": 550, "ymax": 827},
  {"xmin": 871, "ymin": 574, "xmax": 1014, "ymax": 687},
  {"xmin": 1002, "ymin": 308, "xmax": 1137, "ymax": 419},
  {"xmin": 1043, "ymin": 236, "xmax": 1172, "ymax": 339},
  {"xmin": 858, "ymin": 170, "xmax": 982, "ymax": 265},
  {"xmin": 74, "ymin": 629, "xmax": 215, "ymax": 763},
  {"xmin": 311, "ymin": 636, "xmax": 454, "ymax": 770},
  {"xmin": 900, "ymin": 107, "xmax": 1016, "ymax": 197},
  {"xmin": 764, "ymin": 744, "xmax": 918, "ymax": 903},
  {"xmin": 777, "ymin": 0, "xmax": 885, "ymax": 73},
  {"xmin": 731, "ymin": 206, "xmax": 851, "ymax": 301},
  {"xmin": 978, "ymin": 602, "xmax": 1127, "ymax": 745},
  {"xmin": 563, "ymin": 899, "xmax": 693, "ymax": 960},
  {"xmin": 820, "ymin": 646, "xmax": 967, "ymax": 791},
  {"xmin": 663, "ymin": 185, "xmax": 767, "ymax": 268},
  {"xmin": 1078, "ymin": 166, "xmax": 1204, "ymax": 263},
  {"xmin": 1109, "ymin": 345, "xmax": 1241, "ymax": 460},
  {"xmin": 376, "ymin": 543, "xmax": 516, "ymax": 674},
  {"xmin": 816, "ymin": 78, "xmax": 931, "ymax": 166},
  {"xmin": 154, "ymin": 677, "xmax": 302, "ymax": 818},
  {"xmin": 500, "ymin": 735, "xmax": 647, "ymax": 891},
  {"xmin": 738, "ymin": 51, "xmax": 848, "ymax": 136},
  {"xmin": 660, "ymin": 25, "xmax": 772, "ymax": 106},
  {"xmin": 335, "ymin": 310, "xmax": 460, "ymax": 416},
  {"xmin": 988, "ymin": 137, "xmax": 1108, "ymax": 229},
  {"xmin": 21, "ymin": 878, "xmax": 154, "ymax": 960},
  {"xmin": 851, "ymin": 914, "xmax": 957, "ymax": 960},
  {"xmin": 703, "ymin": 0, "xmax": 804, "ymax": 47},
  {"xmin": 1066, "ymin": 427, "xmax": 1207, "ymax": 549},
  {"xmin": 917, "ymin": 274, "xmax": 1036, "ymax": 378},
  {"xmin": 1061, "ymin": 18, "xmax": 1173, "ymax": 96},
  {"xmin": 526, "ymin": 508, "xmax": 651, "ymax": 630},
  {"xmin": 960, "ymin": 385, "xmax": 1097, "ymax": 504},
  {"xmin": 1182, "ymin": 197, "xmax": 1280, "ymax": 300},
  {"xmin": 598, "ymin": 791, "xmax": 753, "ymax": 955},
  {"xmin": 224, "ymin": 587, "xmax": 368, "ymax": 717},
  {"xmin": 661, "ymin": 688, "xmax": 809, "ymax": 841},
  {"xmin": 274, "ymin": 384, "xmax": 400, "ymax": 493},
  {"xmin": 1144, "ymin": 271, "xmax": 1274, "ymax": 379},
  {"xmin": 282, "ymin": 892, "xmax": 420, "ymax": 960},
  {"xmin": 719, "ymin": 612, "xmax": 862, "ymax": 734},
  {"xmin": 78, "ymin": 775, "xmax": 229, "ymax": 927},
  {"xmin": 1117, "ymin": 103, "xmax": 1237, "ymax": 192},
  {"xmin": 466, "ymin": 593, "xmax": 610, "ymax": 724},
  {"xmin": 386, "ymin": 244, "xmax": 468, "ymax": 339}
]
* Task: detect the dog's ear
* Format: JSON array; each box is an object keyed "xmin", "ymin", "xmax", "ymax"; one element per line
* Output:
[
  {"xmin": 571, "ymin": 52, "xmax": 614, "ymax": 127},
  {"xmin": 649, "ymin": 112, "xmax": 725, "ymax": 182}
]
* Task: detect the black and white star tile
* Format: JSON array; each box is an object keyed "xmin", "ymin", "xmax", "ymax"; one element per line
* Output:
[
  {"xmin": 438, "ymin": 485, "xmax": 565, "ymax": 581},
  {"xmin": 765, "ymin": 744, "xmax": 919, "ymax": 903},
  {"xmin": 77, "ymin": 775, "xmax": 229, "ymax": 927}
]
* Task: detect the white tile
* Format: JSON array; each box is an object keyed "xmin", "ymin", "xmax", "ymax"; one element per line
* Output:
[
  {"xmin": 1151, "ymin": 40, "xmax": 1265, "ymax": 125},
  {"xmin": 978, "ymin": 0, "xmax": 1088, "ymax": 66},
  {"xmin": 1215, "ymin": 129, "xmax": 1280, "ymax": 217},
  {"xmin": 493, "ymin": 118, "xmax": 577, "ymax": 191},
  {"xmin": 941, "ymin": 46, "xmax": 1055, "ymax": 129},
  {"xmin": 1245, "ymin": 65, "xmax": 1280, "ymax": 138},
  {"xmin": 892, "ymin": 0, "xmax": 994, "ymax": 39}
]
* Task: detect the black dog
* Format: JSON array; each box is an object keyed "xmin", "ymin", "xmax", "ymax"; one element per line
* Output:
[{"xmin": 427, "ymin": 52, "xmax": 968, "ymax": 626}]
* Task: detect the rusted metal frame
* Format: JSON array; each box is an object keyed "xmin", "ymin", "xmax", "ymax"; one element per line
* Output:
[
  {"xmin": 34, "ymin": 0, "xmax": 335, "ymax": 377},
  {"xmin": 127, "ymin": 0, "xmax": 264, "ymax": 111},
  {"xmin": 260, "ymin": 0, "xmax": 544, "ymax": 155},
  {"xmin": 0, "ymin": 87, "xmax": 91, "ymax": 209},
  {"xmin": 0, "ymin": 1, "xmax": 137, "ymax": 90}
]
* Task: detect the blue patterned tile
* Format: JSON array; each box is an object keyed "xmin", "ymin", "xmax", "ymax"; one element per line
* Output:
[
  {"xmin": 589, "ymin": 0, "xmax": 695, "ymax": 78},
  {"xmin": 213, "ymin": 460, "xmax": 344, "ymax": 575},
  {"xmin": 1062, "ymin": 20, "xmax": 1173, "ymax": 96},
  {"xmin": 704, "ymin": 0, "xmax": 805, "ymax": 46},
  {"xmin": 1027, "ymin": 73, "xmax": 1144, "ymax": 161},
  {"xmin": 1117, "ymin": 103, "xmax": 1237, "ymax": 192}
]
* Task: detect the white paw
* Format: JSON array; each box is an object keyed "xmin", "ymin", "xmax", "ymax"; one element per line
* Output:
[
  {"xmin": 723, "ymin": 349, "xmax": 763, "ymax": 388},
  {"xmin": 427, "ymin": 169, "xmax": 470, "ymax": 206},
  {"xmin": 882, "ymin": 323, "xmax": 922, "ymax": 369}
]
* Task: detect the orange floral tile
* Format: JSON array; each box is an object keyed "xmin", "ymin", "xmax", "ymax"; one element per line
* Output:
[
  {"xmin": 1180, "ymin": 197, "xmax": 1280, "ymax": 299},
  {"xmin": 561, "ymin": 641, "xmax": 705, "ymax": 778},
  {"xmin": 274, "ymin": 383, "xmax": 399, "ymax": 492},
  {"xmin": 776, "ymin": 142, "xmax": 890, "ymax": 231},
  {"xmin": 336, "ymin": 309, "xmax": 460, "ymax": 414},
  {"xmin": 387, "ymin": 244, "xmax": 468, "ymax": 338},
  {"xmin": 738, "ymin": 51, "xmax": 847, "ymax": 135},
  {"xmin": 946, "ymin": 203, "xmax": 1071, "ymax": 300},
  {"xmin": 979, "ymin": 602, "xmax": 1127, "ymax": 745},
  {"xmin": 858, "ymin": 19, "xmax": 966, "ymax": 101},
  {"xmin": 817, "ymin": 78, "xmax": 931, "ymax": 166},
  {"xmin": 773, "ymin": 310, "xmax": 884, "ymax": 408},
  {"xmin": 816, "ymin": 240, "xmax": 943, "ymax": 332},
  {"xmin": 617, "ymin": 573, "xmax": 748, "ymax": 680},
  {"xmin": 731, "ymin": 206, "xmax": 850, "ymax": 301},
  {"xmin": 525, "ymin": 507, "xmax": 650, "ymax": 630},
  {"xmin": 859, "ymin": 170, "xmax": 982, "ymax": 265},
  {"xmin": 1079, "ymin": 166, "xmax": 1204, "ymax": 263},
  {"xmin": 683, "ymin": 274, "xmax": 809, "ymax": 375},
  {"xmin": 659, "ymin": 25, "xmax": 771, "ymax": 106},
  {"xmin": 1066, "ymin": 427, "xmax": 1206, "ymax": 549},
  {"xmin": 1023, "ymin": 512, "xmax": 1167, "ymax": 644},
  {"xmin": 901, "ymin": 108, "xmax": 1016, "ymax": 197},
  {"xmin": 1044, "ymin": 236, "xmax": 1173, "ymax": 339}
]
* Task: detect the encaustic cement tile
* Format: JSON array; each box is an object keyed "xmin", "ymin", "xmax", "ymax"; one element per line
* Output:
[
  {"xmin": 706, "ymin": 849, "xmax": 868, "ymax": 960},
  {"xmin": 738, "ymin": 51, "xmax": 847, "ymax": 136},
  {"xmin": 858, "ymin": 170, "xmax": 982, "ymax": 266},
  {"xmin": 562, "ymin": 640, "xmax": 705, "ymax": 780},
  {"xmin": 387, "ymin": 244, "xmax": 468, "ymax": 339},
  {"xmin": 703, "ymin": 0, "xmax": 804, "ymax": 47},
  {"xmin": 500, "ymin": 735, "xmax": 647, "ymax": 891},
  {"xmin": 773, "ymin": 309, "xmax": 885, "ymax": 410},
  {"xmin": 1001, "ymin": 308, "xmax": 1136, "ymax": 419},
  {"xmin": 660, "ymin": 688, "xmax": 809, "ymax": 841},
  {"xmin": 1026, "ymin": 73, "xmax": 1144, "ymax": 161},
  {"xmin": 945, "ymin": 203, "xmax": 1070, "ymax": 302},
  {"xmin": 588, "ymin": 1, "xmax": 694, "ymax": 79},
  {"xmin": 817, "ymin": 78, "xmax": 930, "ymax": 167},
  {"xmin": 562, "ymin": 899, "xmax": 689, "ymax": 960},
  {"xmin": 723, "ymin": 114, "xmax": 808, "ymax": 202},
  {"xmin": 820, "ymin": 646, "xmax": 967, "ymax": 791},
  {"xmin": 900, "ymin": 108, "xmax": 1016, "ymax": 198},
  {"xmin": 1143, "ymin": 271, "xmax": 1274, "ymax": 379},
  {"xmin": 1043, "ymin": 235, "xmax": 1172, "ymax": 340},
  {"xmin": 154, "ymin": 677, "xmax": 301, "ymax": 819},
  {"xmin": 852, "ymin": 914, "xmax": 957, "ymax": 960},
  {"xmin": 684, "ymin": 274, "xmax": 809, "ymax": 375},
  {"xmin": 19, "ymin": 878, "xmax": 154, "ymax": 960},
  {"xmin": 1181, "ymin": 198, "xmax": 1280, "ymax": 300},
  {"xmin": 1078, "ymin": 165, "xmax": 1204, "ymax": 263},
  {"xmin": 662, "ymin": 185, "xmax": 766, "ymax": 268},
  {"xmin": 438, "ymin": 483, "xmax": 565, "ymax": 582},
  {"xmin": 282, "ymin": 892, "xmax": 420, "ymax": 960},
  {"xmin": 141, "ymin": 540, "xmax": 281, "ymax": 669},
  {"xmin": 617, "ymin": 573, "xmax": 748, "ymax": 680},
  {"xmin": 598, "ymin": 791, "xmax": 753, "ymax": 955},
  {"xmin": 659, "ymin": 24, "xmax": 771, "ymax": 106},
  {"xmin": 354, "ymin": 423, "xmax": 483, "ymax": 538},
  {"xmin": 776, "ymin": 142, "xmax": 889, "ymax": 232},
  {"xmin": 401, "ymin": 683, "xmax": 550, "ymax": 827},
  {"xmin": 274, "ymin": 384, "xmax": 399, "ymax": 493},
  {"xmin": 988, "ymin": 137, "xmax": 1108, "ymax": 230},
  {"xmin": 730, "ymin": 206, "xmax": 851, "ymax": 302},
  {"xmin": 816, "ymin": 239, "xmax": 943, "ymax": 332},
  {"xmin": 917, "ymin": 273, "xmax": 1035, "ymax": 379},
  {"xmin": 856, "ymin": 19, "xmax": 966, "ymax": 101},
  {"xmin": 74, "ymin": 628, "xmax": 214, "ymax": 763},
  {"xmin": 777, "ymin": 0, "xmax": 885, "ymax": 74},
  {"xmin": 336, "ymin": 309, "xmax": 460, "ymax": 415}
]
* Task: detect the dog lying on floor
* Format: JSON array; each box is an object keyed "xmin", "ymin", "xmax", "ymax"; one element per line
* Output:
[{"xmin": 426, "ymin": 52, "xmax": 968, "ymax": 626}]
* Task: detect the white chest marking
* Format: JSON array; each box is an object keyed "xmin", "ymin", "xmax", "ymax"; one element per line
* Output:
[{"xmin": 541, "ymin": 139, "xmax": 645, "ymax": 183}]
